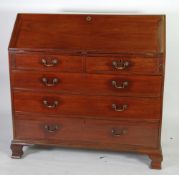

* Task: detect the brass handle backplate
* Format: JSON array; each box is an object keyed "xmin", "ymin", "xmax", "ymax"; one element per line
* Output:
[
  {"xmin": 41, "ymin": 58, "xmax": 58, "ymax": 67},
  {"xmin": 112, "ymin": 80, "xmax": 128, "ymax": 89},
  {"xmin": 111, "ymin": 128, "xmax": 127, "ymax": 136},
  {"xmin": 44, "ymin": 124, "xmax": 59, "ymax": 133},
  {"xmin": 112, "ymin": 104, "xmax": 128, "ymax": 112},
  {"xmin": 43, "ymin": 100, "xmax": 59, "ymax": 109},
  {"xmin": 42, "ymin": 77, "xmax": 59, "ymax": 87},
  {"xmin": 112, "ymin": 60, "xmax": 129, "ymax": 70}
]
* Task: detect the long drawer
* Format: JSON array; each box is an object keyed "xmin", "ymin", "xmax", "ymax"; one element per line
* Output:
[
  {"xmin": 11, "ymin": 71, "xmax": 162, "ymax": 97},
  {"xmin": 13, "ymin": 91, "xmax": 161, "ymax": 119},
  {"xmin": 14, "ymin": 117, "xmax": 159, "ymax": 148}
]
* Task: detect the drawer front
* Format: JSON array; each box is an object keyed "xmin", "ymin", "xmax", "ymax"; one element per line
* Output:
[
  {"xmin": 13, "ymin": 91, "xmax": 161, "ymax": 119},
  {"xmin": 84, "ymin": 119, "xmax": 159, "ymax": 148},
  {"xmin": 11, "ymin": 54, "xmax": 83, "ymax": 72},
  {"xmin": 12, "ymin": 71, "xmax": 162, "ymax": 97},
  {"xmin": 86, "ymin": 56, "xmax": 162, "ymax": 75},
  {"xmin": 14, "ymin": 117, "xmax": 159, "ymax": 148},
  {"xmin": 14, "ymin": 118, "xmax": 83, "ymax": 141}
]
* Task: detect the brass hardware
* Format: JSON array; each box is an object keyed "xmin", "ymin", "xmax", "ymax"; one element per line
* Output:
[
  {"xmin": 41, "ymin": 58, "xmax": 58, "ymax": 67},
  {"xmin": 44, "ymin": 124, "xmax": 59, "ymax": 133},
  {"xmin": 42, "ymin": 77, "xmax": 59, "ymax": 87},
  {"xmin": 112, "ymin": 60, "xmax": 129, "ymax": 70},
  {"xmin": 86, "ymin": 16, "xmax": 92, "ymax": 22},
  {"xmin": 43, "ymin": 100, "xmax": 59, "ymax": 109},
  {"xmin": 111, "ymin": 128, "xmax": 127, "ymax": 136},
  {"xmin": 112, "ymin": 104, "xmax": 128, "ymax": 112},
  {"xmin": 112, "ymin": 80, "xmax": 128, "ymax": 89}
]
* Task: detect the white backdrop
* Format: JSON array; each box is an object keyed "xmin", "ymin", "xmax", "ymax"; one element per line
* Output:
[{"xmin": 0, "ymin": 0, "xmax": 179, "ymax": 174}]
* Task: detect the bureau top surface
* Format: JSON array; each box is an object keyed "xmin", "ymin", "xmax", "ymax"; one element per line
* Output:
[{"xmin": 9, "ymin": 14, "xmax": 165, "ymax": 54}]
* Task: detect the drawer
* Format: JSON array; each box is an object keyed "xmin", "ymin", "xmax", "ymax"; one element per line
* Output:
[
  {"xmin": 14, "ymin": 117, "xmax": 83, "ymax": 141},
  {"xmin": 13, "ymin": 91, "xmax": 161, "ymax": 120},
  {"xmin": 86, "ymin": 56, "xmax": 162, "ymax": 75},
  {"xmin": 11, "ymin": 71, "xmax": 162, "ymax": 97},
  {"xmin": 84, "ymin": 119, "xmax": 159, "ymax": 148},
  {"xmin": 14, "ymin": 117, "xmax": 159, "ymax": 148},
  {"xmin": 11, "ymin": 54, "xmax": 83, "ymax": 72}
]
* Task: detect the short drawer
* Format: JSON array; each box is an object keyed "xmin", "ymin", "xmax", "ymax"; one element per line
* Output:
[
  {"xmin": 86, "ymin": 56, "xmax": 162, "ymax": 75},
  {"xmin": 14, "ymin": 117, "xmax": 159, "ymax": 148},
  {"xmin": 13, "ymin": 91, "xmax": 161, "ymax": 120},
  {"xmin": 11, "ymin": 54, "xmax": 83, "ymax": 72},
  {"xmin": 11, "ymin": 71, "xmax": 162, "ymax": 97},
  {"xmin": 14, "ymin": 117, "xmax": 83, "ymax": 141},
  {"xmin": 84, "ymin": 119, "xmax": 159, "ymax": 148}
]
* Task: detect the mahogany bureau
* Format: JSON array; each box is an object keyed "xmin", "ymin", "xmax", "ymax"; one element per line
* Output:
[{"xmin": 9, "ymin": 14, "xmax": 166, "ymax": 169}]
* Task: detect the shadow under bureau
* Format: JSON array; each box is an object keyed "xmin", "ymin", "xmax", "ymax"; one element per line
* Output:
[{"xmin": 9, "ymin": 14, "xmax": 166, "ymax": 169}]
